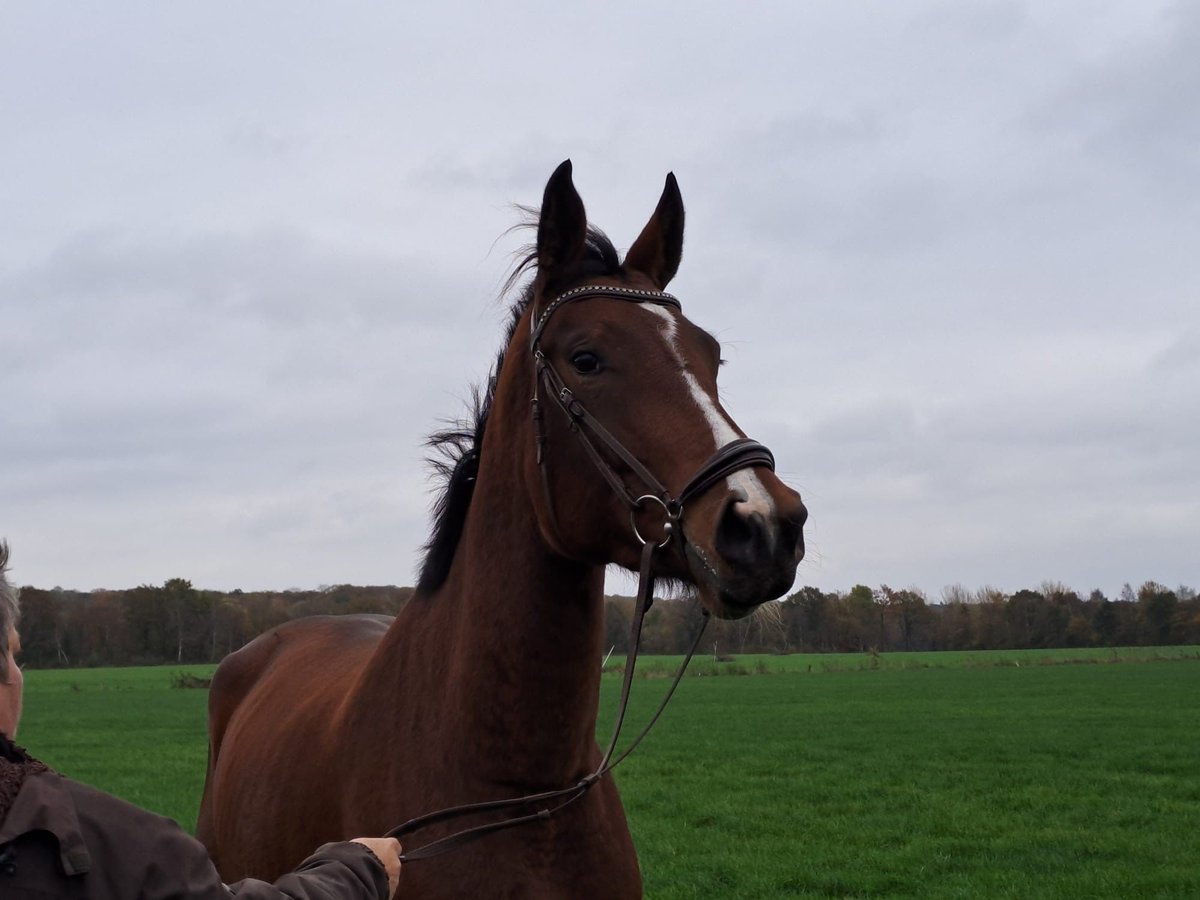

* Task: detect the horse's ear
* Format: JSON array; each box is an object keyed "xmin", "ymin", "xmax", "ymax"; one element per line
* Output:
[
  {"xmin": 624, "ymin": 172, "xmax": 685, "ymax": 289},
  {"xmin": 537, "ymin": 160, "xmax": 588, "ymax": 275}
]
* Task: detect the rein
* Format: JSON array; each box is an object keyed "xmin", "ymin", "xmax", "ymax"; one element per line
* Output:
[{"xmin": 387, "ymin": 285, "xmax": 775, "ymax": 862}]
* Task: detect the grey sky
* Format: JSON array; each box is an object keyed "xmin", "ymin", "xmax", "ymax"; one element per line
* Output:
[{"xmin": 2, "ymin": 2, "xmax": 1196, "ymax": 599}]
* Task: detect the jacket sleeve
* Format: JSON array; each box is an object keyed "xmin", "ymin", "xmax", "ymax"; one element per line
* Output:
[
  {"xmin": 155, "ymin": 829, "xmax": 390, "ymax": 900},
  {"xmin": 225, "ymin": 843, "xmax": 390, "ymax": 900},
  {"xmin": 84, "ymin": 793, "xmax": 388, "ymax": 900},
  {"xmin": 64, "ymin": 776, "xmax": 390, "ymax": 900}
]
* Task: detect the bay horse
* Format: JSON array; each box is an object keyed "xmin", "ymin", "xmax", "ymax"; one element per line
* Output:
[{"xmin": 196, "ymin": 161, "xmax": 807, "ymax": 899}]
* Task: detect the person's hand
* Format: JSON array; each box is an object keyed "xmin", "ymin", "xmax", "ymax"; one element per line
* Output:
[{"xmin": 351, "ymin": 837, "xmax": 402, "ymax": 898}]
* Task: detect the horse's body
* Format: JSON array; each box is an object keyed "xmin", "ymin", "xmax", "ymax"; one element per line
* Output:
[{"xmin": 197, "ymin": 162, "xmax": 807, "ymax": 899}]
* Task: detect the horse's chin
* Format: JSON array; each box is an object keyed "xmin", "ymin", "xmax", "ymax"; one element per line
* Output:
[
  {"xmin": 609, "ymin": 533, "xmax": 799, "ymax": 621},
  {"xmin": 694, "ymin": 583, "xmax": 759, "ymax": 621},
  {"xmin": 683, "ymin": 541, "xmax": 798, "ymax": 621}
]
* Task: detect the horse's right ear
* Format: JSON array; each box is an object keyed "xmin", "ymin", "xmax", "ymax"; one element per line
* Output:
[{"xmin": 537, "ymin": 160, "xmax": 588, "ymax": 275}]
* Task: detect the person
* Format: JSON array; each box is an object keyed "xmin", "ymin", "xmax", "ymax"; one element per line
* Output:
[{"xmin": 0, "ymin": 541, "xmax": 403, "ymax": 899}]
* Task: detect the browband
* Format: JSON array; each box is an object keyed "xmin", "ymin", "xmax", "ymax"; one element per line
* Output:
[{"xmin": 530, "ymin": 284, "xmax": 680, "ymax": 348}]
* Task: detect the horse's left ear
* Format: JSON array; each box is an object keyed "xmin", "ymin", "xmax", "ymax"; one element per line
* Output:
[{"xmin": 624, "ymin": 172, "xmax": 685, "ymax": 290}]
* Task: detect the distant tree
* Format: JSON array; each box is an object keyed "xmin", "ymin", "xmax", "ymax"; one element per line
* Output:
[
  {"xmin": 76, "ymin": 592, "xmax": 130, "ymax": 665},
  {"xmin": 931, "ymin": 598, "xmax": 973, "ymax": 650},
  {"xmin": 13, "ymin": 587, "xmax": 70, "ymax": 666},
  {"xmin": 603, "ymin": 596, "xmax": 634, "ymax": 655},
  {"xmin": 841, "ymin": 585, "xmax": 879, "ymax": 651},
  {"xmin": 970, "ymin": 588, "xmax": 1008, "ymax": 650},
  {"xmin": 123, "ymin": 585, "xmax": 166, "ymax": 663},
  {"xmin": 1088, "ymin": 591, "xmax": 1120, "ymax": 646},
  {"xmin": 211, "ymin": 595, "xmax": 253, "ymax": 659},
  {"xmin": 1138, "ymin": 581, "xmax": 1178, "ymax": 645},
  {"xmin": 784, "ymin": 586, "xmax": 832, "ymax": 651},
  {"xmin": 162, "ymin": 577, "xmax": 206, "ymax": 663},
  {"xmin": 1064, "ymin": 613, "xmax": 1097, "ymax": 647},
  {"xmin": 1032, "ymin": 584, "xmax": 1078, "ymax": 648},
  {"xmin": 940, "ymin": 584, "xmax": 972, "ymax": 606},
  {"xmin": 878, "ymin": 585, "xmax": 931, "ymax": 651},
  {"xmin": 1010, "ymin": 589, "xmax": 1046, "ymax": 647},
  {"xmin": 1179, "ymin": 591, "xmax": 1200, "ymax": 644},
  {"xmin": 642, "ymin": 598, "xmax": 704, "ymax": 654}
]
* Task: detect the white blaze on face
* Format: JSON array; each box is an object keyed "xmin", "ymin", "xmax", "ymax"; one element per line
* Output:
[{"xmin": 641, "ymin": 305, "xmax": 776, "ymax": 521}]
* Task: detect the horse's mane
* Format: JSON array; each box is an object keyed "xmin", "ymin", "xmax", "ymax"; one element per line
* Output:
[{"xmin": 416, "ymin": 221, "xmax": 622, "ymax": 594}]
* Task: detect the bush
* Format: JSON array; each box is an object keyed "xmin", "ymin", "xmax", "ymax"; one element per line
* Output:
[{"xmin": 171, "ymin": 672, "xmax": 212, "ymax": 689}]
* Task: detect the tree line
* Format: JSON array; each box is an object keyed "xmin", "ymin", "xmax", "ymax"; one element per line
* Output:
[
  {"xmin": 13, "ymin": 577, "xmax": 1199, "ymax": 669},
  {"xmin": 623, "ymin": 581, "xmax": 1200, "ymax": 657},
  {"xmin": 16, "ymin": 579, "xmax": 413, "ymax": 668}
]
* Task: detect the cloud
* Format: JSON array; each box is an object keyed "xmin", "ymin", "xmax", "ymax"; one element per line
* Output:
[
  {"xmin": 1029, "ymin": 2, "xmax": 1200, "ymax": 181},
  {"xmin": 1, "ymin": 224, "xmax": 516, "ymax": 589}
]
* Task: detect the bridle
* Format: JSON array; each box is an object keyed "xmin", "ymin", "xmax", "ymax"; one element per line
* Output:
[{"xmin": 387, "ymin": 284, "xmax": 777, "ymax": 862}]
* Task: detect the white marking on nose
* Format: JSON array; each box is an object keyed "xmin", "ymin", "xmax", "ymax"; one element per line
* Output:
[{"xmin": 641, "ymin": 305, "xmax": 776, "ymax": 521}]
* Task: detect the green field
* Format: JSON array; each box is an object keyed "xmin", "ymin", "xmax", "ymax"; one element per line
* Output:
[{"xmin": 18, "ymin": 648, "xmax": 1200, "ymax": 898}]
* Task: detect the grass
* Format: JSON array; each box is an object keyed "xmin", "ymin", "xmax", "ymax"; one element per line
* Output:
[
  {"xmin": 609, "ymin": 660, "xmax": 1200, "ymax": 898},
  {"xmin": 612, "ymin": 644, "xmax": 1200, "ymax": 677},
  {"xmin": 18, "ymin": 665, "xmax": 213, "ymax": 823},
  {"xmin": 18, "ymin": 648, "xmax": 1200, "ymax": 898}
]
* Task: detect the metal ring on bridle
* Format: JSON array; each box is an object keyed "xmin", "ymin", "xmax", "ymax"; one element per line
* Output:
[{"xmin": 631, "ymin": 494, "xmax": 679, "ymax": 548}]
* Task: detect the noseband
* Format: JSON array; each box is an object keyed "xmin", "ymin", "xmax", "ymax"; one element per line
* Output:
[{"xmin": 387, "ymin": 285, "xmax": 777, "ymax": 861}]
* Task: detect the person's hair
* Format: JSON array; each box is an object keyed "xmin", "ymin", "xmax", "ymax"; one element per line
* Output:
[{"xmin": 0, "ymin": 541, "xmax": 19, "ymax": 680}]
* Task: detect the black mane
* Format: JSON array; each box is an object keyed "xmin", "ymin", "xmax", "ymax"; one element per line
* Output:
[{"xmin": 416, "ymin": 223, "xmax": 621, "ymax": 594}]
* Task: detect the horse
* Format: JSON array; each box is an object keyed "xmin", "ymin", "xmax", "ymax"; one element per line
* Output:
[{"xmin": 196, "ymin": 161, "xmax": 808, "ymax": 899}]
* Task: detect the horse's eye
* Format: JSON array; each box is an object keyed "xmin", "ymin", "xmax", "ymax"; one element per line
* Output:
[{"xmin": 571, "ymin": 351, "xmax": 601, "ymax": 375}]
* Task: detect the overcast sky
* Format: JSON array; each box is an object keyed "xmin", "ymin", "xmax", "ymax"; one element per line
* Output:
[{"xmin": 2, "ymin": 2, "xmax": 1196, "ymax": 600}]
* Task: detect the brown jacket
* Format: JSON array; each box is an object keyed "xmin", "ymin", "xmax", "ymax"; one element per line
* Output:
[{"xmin": 0, "ymin": 739, "xmax": 390, "ymax": 900}]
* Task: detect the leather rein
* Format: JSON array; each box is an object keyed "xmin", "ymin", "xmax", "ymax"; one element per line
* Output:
[{"xmin": 387, "ymin": 284, "xmax": 776, "ymax": 862}]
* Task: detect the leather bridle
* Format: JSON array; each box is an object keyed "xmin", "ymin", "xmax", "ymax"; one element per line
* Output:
[{"xmin": 388, "ymin": 284, "xmax": 777, "ymax": 862}]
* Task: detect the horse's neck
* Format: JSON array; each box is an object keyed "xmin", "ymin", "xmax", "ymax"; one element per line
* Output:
[
  {"xmin": 455, "ymin": 486, "xmax": 604, "ymax": 777},
  {"xmin": 375, "ymin": 444, "xmax": 606, "ymax": 789}
]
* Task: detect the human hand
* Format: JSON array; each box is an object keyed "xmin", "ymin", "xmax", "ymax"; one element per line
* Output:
[{"xmin": 351, "ymin": 837, "xmax": 402, "ymax": 899}]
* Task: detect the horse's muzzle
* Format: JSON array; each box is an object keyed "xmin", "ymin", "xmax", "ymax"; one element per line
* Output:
[{"xmin": 685, "ymin": 483, "xmax": 807, "ymax": 619}]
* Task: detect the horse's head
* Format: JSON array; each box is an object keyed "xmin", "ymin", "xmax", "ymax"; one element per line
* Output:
[{"xmin": 513, "ymin": 161, "xmax": 806, "ymax": 620}]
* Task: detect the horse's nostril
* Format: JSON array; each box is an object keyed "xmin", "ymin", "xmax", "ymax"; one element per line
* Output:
[
  {"xmin": 714, "ymin": 494, "xmax": 807, "ymax": 570},
  {"xmin": 714, "ymin": 500, "xmax": 770, "ymax": 570}
]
